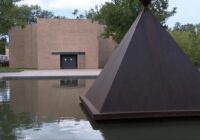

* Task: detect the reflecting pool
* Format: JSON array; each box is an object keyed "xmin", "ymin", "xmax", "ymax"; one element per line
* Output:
[{"xmin": 1, "ymin": 79, "xmax": 200, "ymax": 140}]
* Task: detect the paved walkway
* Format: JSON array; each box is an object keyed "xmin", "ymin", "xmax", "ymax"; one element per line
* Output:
[{"xmin": 0, "ymin": 69, "xmax": 101, "ymax": 80}]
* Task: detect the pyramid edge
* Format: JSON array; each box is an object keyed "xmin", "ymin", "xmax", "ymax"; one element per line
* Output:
[{"xmin": 79, "ymin": 97, "xmax": 200, "ymax": 121}]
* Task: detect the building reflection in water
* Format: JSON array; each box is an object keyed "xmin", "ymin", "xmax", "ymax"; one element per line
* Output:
[
  {"xmin": 60, "ymin": 79, "xmax": 85, "ymax": 88},
  {"xmin": 9, "ymin": 79, "xmax": 95, "ymax": 122}
]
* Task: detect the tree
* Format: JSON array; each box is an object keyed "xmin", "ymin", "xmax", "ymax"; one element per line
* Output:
[
  {"xmin": 0, "ymin": 0, "xmax": 19, "ymax": 38},
  {"xmin": 86, "ymin": 0, "xmax": 176, "ymax": 43},
  {"xmin": 16, "ymin": 5, "xmax": 54, "ymax": 25},
  {"xmin": 72, "ymin": 9, "xmax": 85, "ymax": 19},
  {"xmin": 0, "ymin": 0, "xmax": 58, "ymax": 54},
  {"xmin": 0, "ymin": 0, "xmax": 20, "ymax": 54},
  {"xmin": 170, "ymin": 23, "xmax": 200, "ymax": 68},
  {"xmin": 174, "ymin": 23, "xmax": 196, "ymax": 34},
  {"xmin": 54, "ymin": 16, "xmax": 67, "ymax": 19}
]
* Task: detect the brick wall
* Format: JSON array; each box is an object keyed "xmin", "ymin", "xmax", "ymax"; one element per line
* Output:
[
  {"xmin": 9, "ymin": 19, "xmax": 115, "ymax": 69},
  {"xmin": 36, "ymin": 19, "xmax": 100, "ymax": 69},
  {"xmin": 9, "ymin": 27, "xmax": 25, "ymax": 68}
]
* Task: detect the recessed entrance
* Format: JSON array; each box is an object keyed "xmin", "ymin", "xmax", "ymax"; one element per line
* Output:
[{"xmin": 60, "ymin": 55, "xmax": 77, "ymax": 69}]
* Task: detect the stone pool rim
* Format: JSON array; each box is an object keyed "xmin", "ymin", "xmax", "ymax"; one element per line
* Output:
[{"xmin": 0, "ymin": 69, "xmax": 101, "ymax": 80}]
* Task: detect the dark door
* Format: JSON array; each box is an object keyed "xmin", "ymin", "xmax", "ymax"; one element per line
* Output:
[{"xmin": 60, "ymin": 55, "xmax": 77, "ymax": 69}]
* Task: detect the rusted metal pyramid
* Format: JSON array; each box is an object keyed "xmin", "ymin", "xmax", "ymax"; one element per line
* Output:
[{"xmin": 80, "ymin": 0, "xmax": 200, "ymax": 120}]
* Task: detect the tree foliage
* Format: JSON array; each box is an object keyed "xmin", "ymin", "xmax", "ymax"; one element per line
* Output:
[
  {"xmin": 16, "ymin": 5, "xmax": 54, "ymax": 25},
  {"xmin": 0, "ymin": 0, "xmax": 19, "ymax": 54},
  {"xmin": 86, "ymin": 0, "xmax": 176, "ymax": 43},
  {"xmin": 170, "ymin": 23, "xmax": 200, "ymax": 68},
  {"xmin": 0, "ymin": 0, "xmax": 58, "ymax": 54},
  {"xmin": 0, "ymin": 0, "xmax": 18, "ymax": 37},
  {"xmin": 72, "ymin": 9, "xmax": 85, "ymax": 19},
  {"xmin": 0, "ymin": 0, "xmax": 55, "ymax": 36}
]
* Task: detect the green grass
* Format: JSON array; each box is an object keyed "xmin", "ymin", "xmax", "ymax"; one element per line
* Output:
[{"xmin": 0, "ymin": 67, "xmax": 24, "ymax": 73}]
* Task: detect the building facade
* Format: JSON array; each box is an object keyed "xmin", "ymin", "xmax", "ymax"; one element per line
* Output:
[{"xmin": 9, "ymin": 19, "xmax": 115, "ymax": 69}]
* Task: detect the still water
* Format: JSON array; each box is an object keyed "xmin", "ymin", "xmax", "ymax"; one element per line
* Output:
[{"xmin": 1, "ymin": 79, "xmax": 200, "ymax": 140}]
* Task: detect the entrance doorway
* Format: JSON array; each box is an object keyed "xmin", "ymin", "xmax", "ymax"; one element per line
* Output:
[{"xmin": 60, "ymin": 55, "xmax": 77, "ymax": 69}]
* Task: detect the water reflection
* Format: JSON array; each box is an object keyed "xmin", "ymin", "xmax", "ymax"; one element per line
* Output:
[
  {"xmin": 15, "ymin": 119, "xmax": 103, "ymax": 140},
  {"xmin": 60, "ymin": 79, "xmax": 85, "ymax": 88},
  {"xmin": 0, "ymin": 81, "xmax": 10, "ymax": 103},
  {"xmin": 9, "ymin": 79, "xmax": 94, "ymax": 121},
  {"xmin": 0, "ymin": 79, "xmax": 104, "ymax": 140},
  {"xmin": 1, "ymin": 79, "xmax": 200, "ymax": 140}
]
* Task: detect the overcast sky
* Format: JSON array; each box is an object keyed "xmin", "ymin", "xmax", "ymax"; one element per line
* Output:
[{"xmin": 17, "ymin": 0, "xmax": 200, "ymax": 28}]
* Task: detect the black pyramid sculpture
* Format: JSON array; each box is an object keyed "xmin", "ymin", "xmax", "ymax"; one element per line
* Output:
[{"xmin": 80, "ymin": 0, "xmax": 200, "ymax": 120}]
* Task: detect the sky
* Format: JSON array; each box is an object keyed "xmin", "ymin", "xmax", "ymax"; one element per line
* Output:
[{"xmin": 17, "ymin": 0, "xmax": 200, "ymax": 28}]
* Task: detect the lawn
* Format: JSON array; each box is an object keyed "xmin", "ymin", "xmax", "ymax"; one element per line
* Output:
[{"xmin": 0, "ymin": 67, "xmax": 24, "ymax": 73}]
